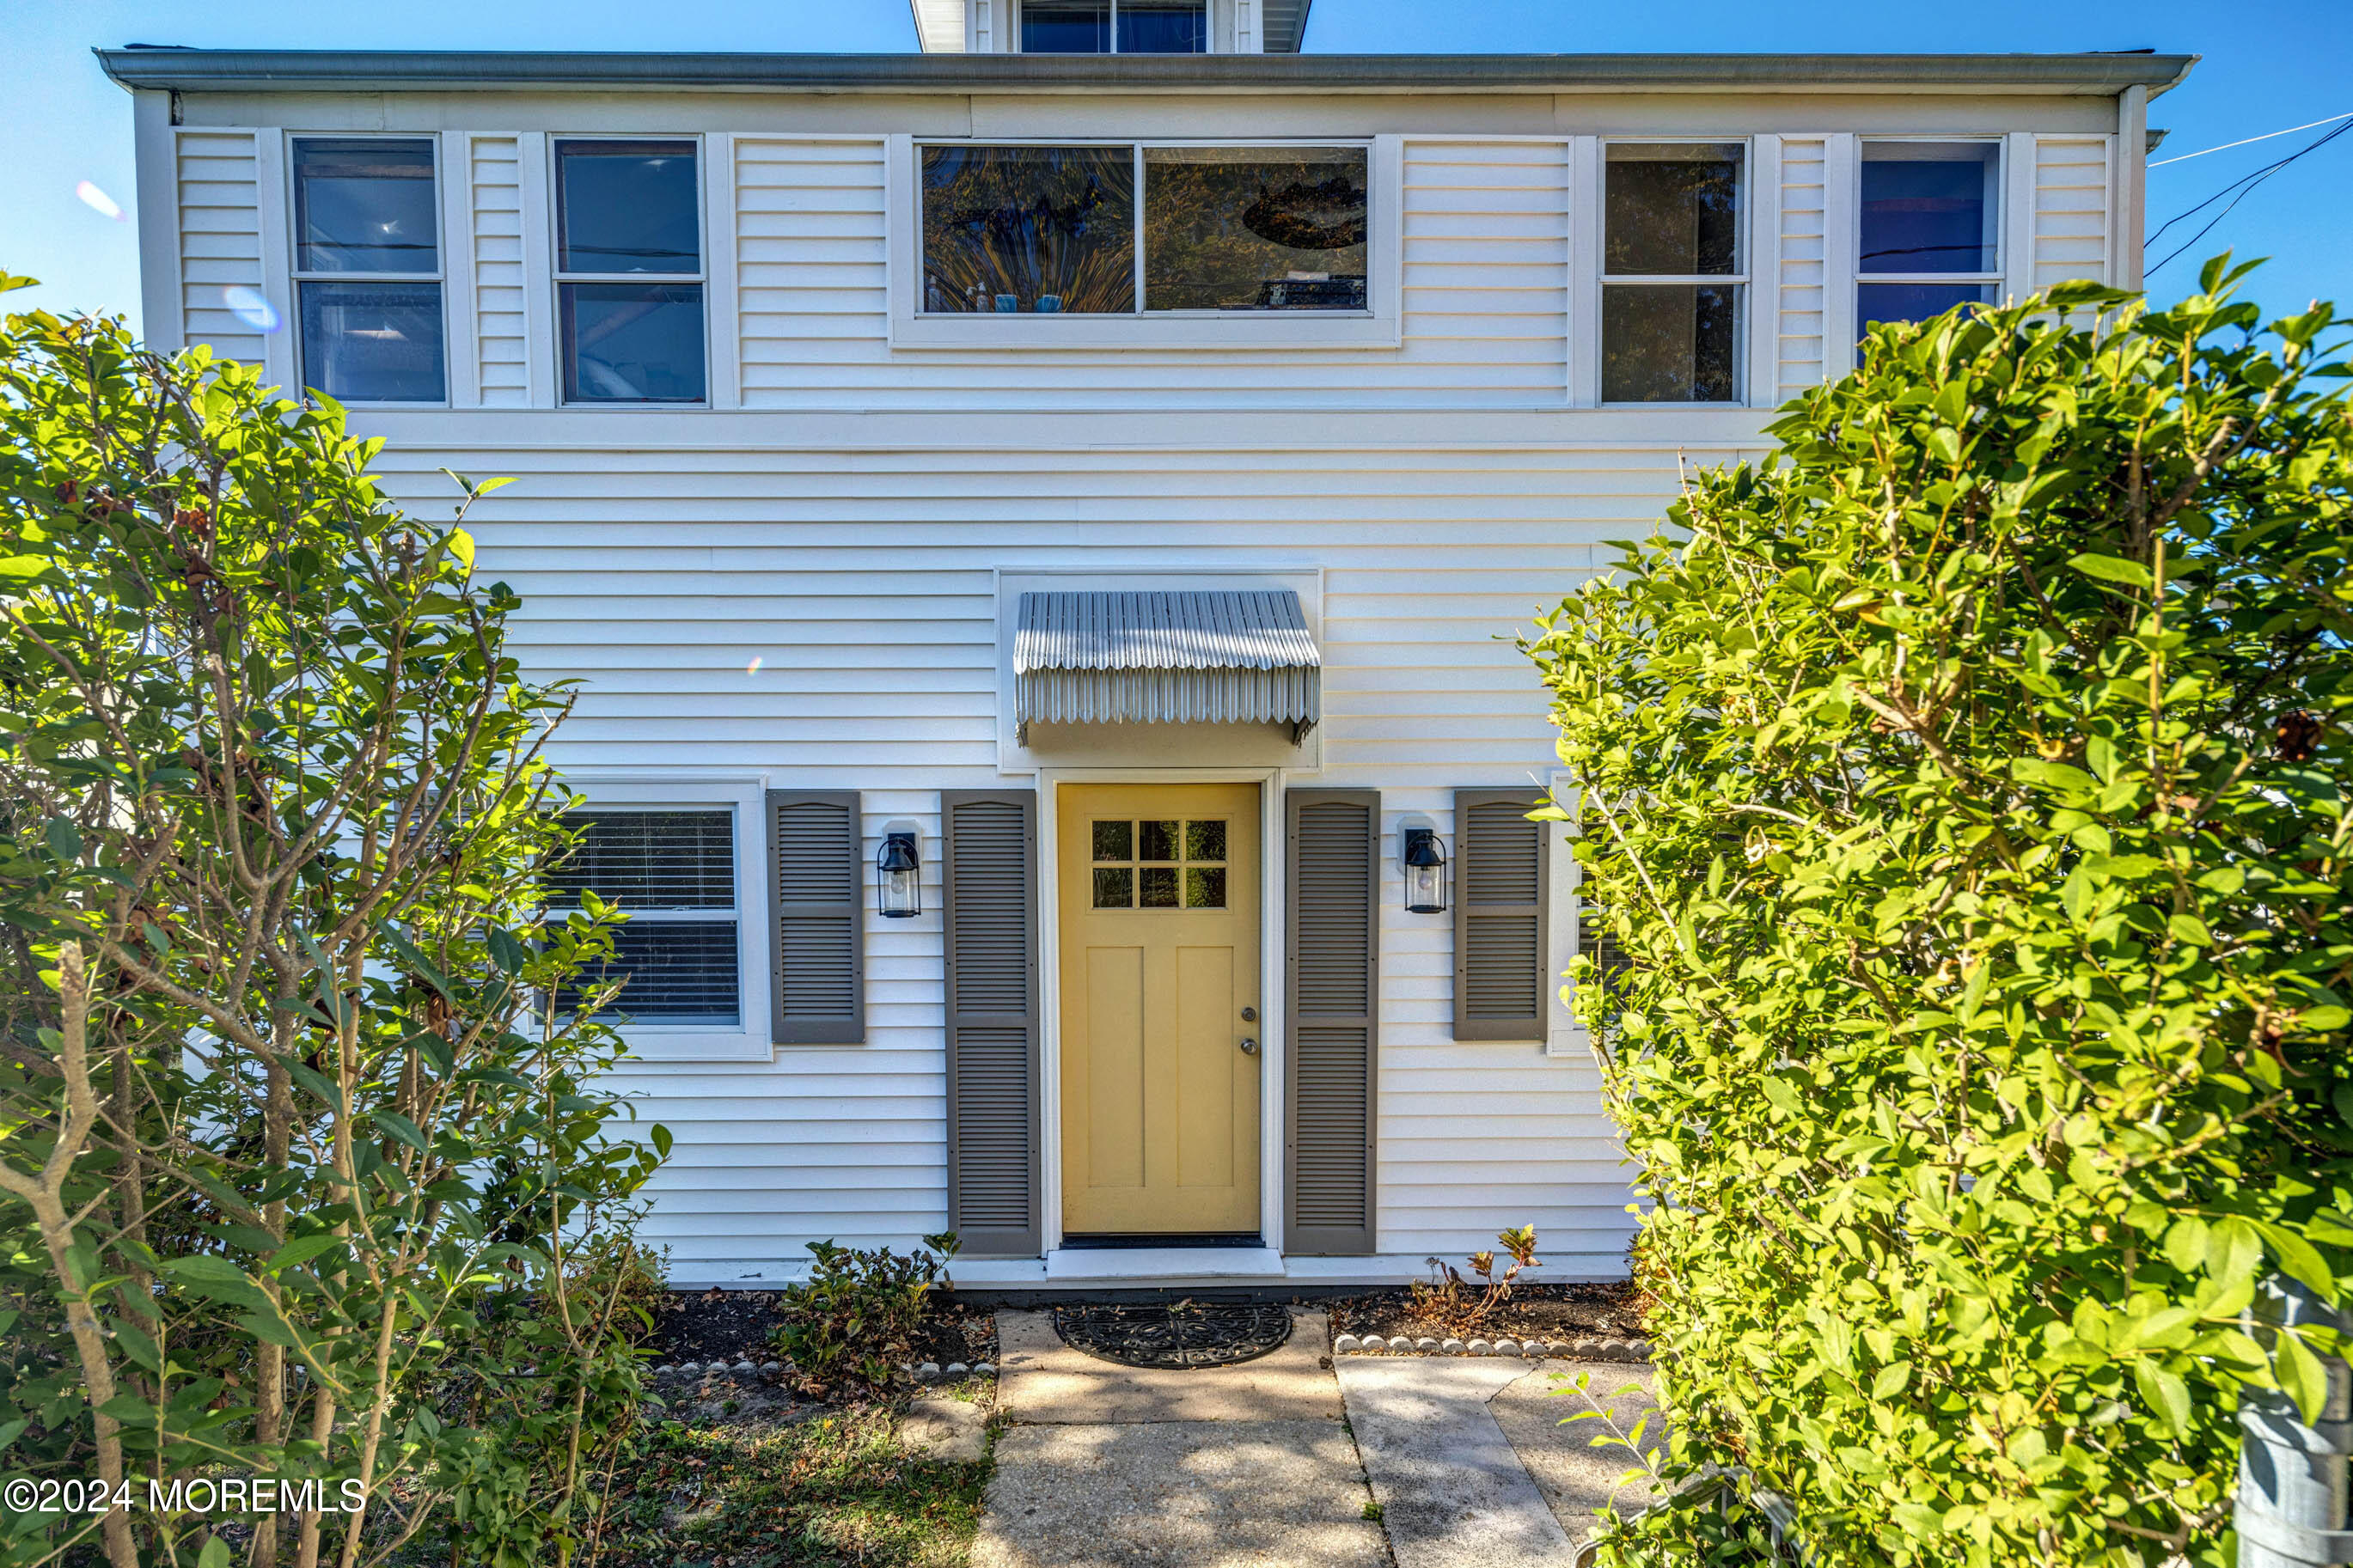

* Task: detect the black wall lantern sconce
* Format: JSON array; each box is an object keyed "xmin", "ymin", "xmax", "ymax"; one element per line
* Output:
[
  {"xmin": 877, "ymin": 831, "xmax": 921, "ymax": 918},
  {"xmin": 1402, "ymin": 826, "xmax": 1448, "ymax": 914}
]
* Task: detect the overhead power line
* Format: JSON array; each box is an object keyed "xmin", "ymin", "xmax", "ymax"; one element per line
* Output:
[
  {"xmin": 2150, "ymin": 110, "xmax": 2353, "ymax": 167},
  {"xmin": 2144, "ymin": 115, "xmax": 2353, "ymax": 277}
]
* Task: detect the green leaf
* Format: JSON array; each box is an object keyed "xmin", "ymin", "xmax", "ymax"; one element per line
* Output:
[
  {"xmin": 2067, "ymin": 552, "xmax": 2154, "ymax": 589},
  {"xmin": 266, "ymin": 1234, "xmax": 343, "ymax": 1274},
  {"xmin": 2132, "ymin": 1359, "xmax": 2192, "ymax": 1436},
  {"xmin": 446, "ymin": 528, "xmax": 476, "ymax": 573},
  {"xmin": 371, "ymin": 1110, "xmax": 429, "ymax": 1153},
  {"xmin": 199, "ymin": 1536, "xmax": 233, "ymax": 1568},
  {"xmin": 2167, "ymin": 913, "xmax": 2213, "ymax": 947},
  {"xmin": 0, "ymin": 555, "xmax": 52, "ymax": 580},
  {"xmin": 2207, "ymin": 1217, "xmax": 2263, "ymax": 1287},
  {"xmin": 2277, "ymin": 1327, "xmax": 2330, "ymax": 1424},
  {"xmin": 2255, "ymin": 1222, "xmax": 2336, "ymax": 1296},
  {"xmin": 44, "ymin": 817, "xmax": 84, "ymax": 862},
  {"xmin": 1872, "ymin": 1361, "xmax": 1913, "ymax": 1399},
  {"xmin": 485, "ymin": 925, "xmax": 527, "ymax": 975}
]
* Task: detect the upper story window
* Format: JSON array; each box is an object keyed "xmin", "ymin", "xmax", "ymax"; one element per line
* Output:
[
  {"xmin": 547, "ymin": 809, "xmax": 741, "ymax": 1025},
  {"xmin": 291, "ymin": 138, "xmax": 446, "ymax": 404},
  {"xmin": 1601, "ymin": 142, "xmax": 1746, "ymax": 404},
  {"xmin": 1023, "ymin": 0, "xmax": 1207, "ymax": 53},
  {"xmin": 1858, "ymin": 142, "xmax": 2002, "ymax": 338},
  {"xmin": 553, "ymin": 139, "xmax": 706, "ymax": 404},
  {"xmin": 920, "ymin": 143, "xmax": 1369, "ymax": 315}
]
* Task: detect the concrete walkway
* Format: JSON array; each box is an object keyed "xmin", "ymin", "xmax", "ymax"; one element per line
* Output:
[
  {"xmin": 968, "ymin": 1309, "xmax": 1662, "ymax": 1568},
  {"xmin": 973, "ymin": 1309, "xmax": 1385, "ymax": 1568}
]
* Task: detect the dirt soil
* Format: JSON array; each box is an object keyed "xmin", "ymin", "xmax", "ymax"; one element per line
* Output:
[
  {"xmin": 1323, "ymin": 1281, "xmax": 1648, "ymax": 1345},
  {"xmin": 647, "ymin": 1288, "xmax": 999, "ymax": 1374}
]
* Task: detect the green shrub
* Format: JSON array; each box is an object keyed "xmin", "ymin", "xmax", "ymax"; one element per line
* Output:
[
  {"xmin": 774, "ymin": 1234, "xmax": 961, "ymax": 1393},
  {"xmin": 1526, "ymin": 261, "xmax": 2350, "ymax": 1566},
  {"xmin": 0, "ymin": 276, "xmax": 669, "ymax": 1568}
]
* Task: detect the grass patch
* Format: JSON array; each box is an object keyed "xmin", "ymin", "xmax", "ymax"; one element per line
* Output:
[{"xmin": 585, "ymin": 1408, "xmax": 990, "ymax": 1568}]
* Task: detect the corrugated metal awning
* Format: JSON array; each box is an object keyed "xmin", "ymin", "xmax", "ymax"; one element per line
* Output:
[{"xmin": 1015, "ymin": 590, "xmax": 1321, "ymax": 738}]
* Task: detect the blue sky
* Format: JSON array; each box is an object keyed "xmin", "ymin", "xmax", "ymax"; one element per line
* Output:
[{"xmin": 6, "ymin": 0, "xmax": 2349, "ymax": 330}]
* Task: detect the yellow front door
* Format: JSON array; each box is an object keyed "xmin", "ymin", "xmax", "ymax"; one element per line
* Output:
[{"xmin": 1059, "ymin": 783, "xmax": 1262, "ymax": 1235}]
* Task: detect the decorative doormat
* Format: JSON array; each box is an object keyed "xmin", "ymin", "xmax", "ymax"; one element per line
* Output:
[{"xmin": 1052, "ymin": 1301, "xmax": 1293, "ymax": 1370}]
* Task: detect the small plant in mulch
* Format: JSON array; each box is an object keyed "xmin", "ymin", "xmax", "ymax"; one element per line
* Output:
[
  {"xmin": 773, "ymin": 1233, "xmax": 963, "ymax": 1394},
  {"xmin": 1405, "ymin": 1225, "xmax": 1540, "ymax": 1338}
]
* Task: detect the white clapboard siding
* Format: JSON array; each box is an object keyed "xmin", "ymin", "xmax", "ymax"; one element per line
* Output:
[
  {"xmin": 469, "ymin": 137, "xmax": 530, "ymax": 406},
  {"xmin": 177, "ymin": 130, "xmax": 266, "ymax": 366},
  {"xmin": 730, "ymin": 137, "xmax": 1568, "ymax": 408},
  {"xmin": 1776, "ymin": 137, "xmax": 1830, "ymax": 404},
  {"xmin": 361, "ymin": 440, "xmax": 1702, "ymax": 1277},
  {"xmin": 2032, "ymin": 136, "xmax": 2113, "ymax": 291}
]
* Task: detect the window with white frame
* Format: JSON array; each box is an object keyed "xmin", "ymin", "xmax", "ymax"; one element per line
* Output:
[
  {"xmin": 546, "ymin": 809, "xmax": 741, "ymax": 1025},
  {"xmin": 1600, "ymin": 142, "xmax": 1746, "ymax": 404},
  {"xmin": 553, "ymin": 139, "xmax": 706, "ymax": 404},
  {"xmin": 1022, "ymin": 0, "xmax": 1207, "ymax": 53},
  {"xmin": 290, "ymin": 137, "xmax": 447, "ymax": 404},
  {"xmin": 920, "ymin": 143, "xmax": 1369, "ymax": 315},
  {"xmin": 1857, "ymin": 142, "xmax": 2002, "ymax": 339}
]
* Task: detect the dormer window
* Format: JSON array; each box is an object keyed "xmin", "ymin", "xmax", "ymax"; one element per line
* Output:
[{"xmin": 1022, "ymin": 0, "xmax": 1207, "ymax": 53}]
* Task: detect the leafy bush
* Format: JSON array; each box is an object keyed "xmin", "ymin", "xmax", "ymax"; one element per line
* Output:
[
  {"xmin": 774, "ymin": 1235, "xmax": 961, "ymax": 1393},
  {"xmin": 0, "ymin": 277, "xmax": 669, "ymax": 1568},
  {"xmin": 1526, "ymin": 263, "xmax": 2350, "ymax": 1566}
]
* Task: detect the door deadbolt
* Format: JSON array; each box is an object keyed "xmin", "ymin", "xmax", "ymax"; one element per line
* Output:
[
  {"xmin": 1239, "ymin": 1037, "xmax": 1259, "ymax": 1055},
  {"xmin": 1240, "ymin": 1006, "xmax": 1258, "ymax": 1022}
]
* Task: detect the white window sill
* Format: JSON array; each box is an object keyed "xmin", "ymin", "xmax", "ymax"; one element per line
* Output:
[{"xmin": 889, "ymin": 312, "xmax": 1400, "ymax": 351}]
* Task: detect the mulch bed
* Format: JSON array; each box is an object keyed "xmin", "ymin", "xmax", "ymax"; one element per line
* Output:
[
  {"xmin": 645, "ymin": 1288, "xmax": 999, "ymax": 1382},
  {"xmin": 1324, "ymin": 1280, "xmax": 1648, "ymax": 1346}
]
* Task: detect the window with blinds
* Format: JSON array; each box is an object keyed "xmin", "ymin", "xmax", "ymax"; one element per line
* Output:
[{"xmin": 547, "ymin": 808, "xmax": 741, "ymax": 1025}]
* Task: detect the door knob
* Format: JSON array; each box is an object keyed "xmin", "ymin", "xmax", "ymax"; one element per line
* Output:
[
  {"xmin": 1239, "ymin": 1037, "xmax": 1259, "ymax": 1055},
  {"xmin": 1240, "ymin": 1006, "xmax": 1258, "ymax": 1022}
]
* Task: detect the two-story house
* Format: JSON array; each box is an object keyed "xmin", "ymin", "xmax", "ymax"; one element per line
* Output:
[{"xmin": 100, "ymin": 15, "xmax": 2192, "ymax": 1290}]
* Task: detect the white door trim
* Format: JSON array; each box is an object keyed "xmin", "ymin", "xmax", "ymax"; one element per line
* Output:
[{"xmin": 1034, "ymin": 766, "xmax": 1287, "ymax": 1255}]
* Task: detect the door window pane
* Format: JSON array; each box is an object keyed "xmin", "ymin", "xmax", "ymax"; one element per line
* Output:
[
  {"xmin": 293, "ymin": 139, "xmax": 437, "ymax": 273},
  {"xmin": 1094, "ymin": 821, "xmax": 1134, "ymax": 861},
  {"xmin": 1024, "ymin": 1, "xmax": 1110, "ymax": 52},
  {"xmin": 1184, "ymin": 867, "xmax": 1226, "ymax": 908},
  {"xmin": 1603, "ymin": 284, "xmax": 1738, "ymax": 403},
  {"xmin": 560, "ymin": 283, "xmax": 707, "ymax": 403},
  {"xmin": 1119, "ymin": 0, "xmax": 1207, "ymax": 52},
  {"xmin": 1184, "ymin": 820, "xmax": 1226, "ymax": 861},
  {"xmin": 1093, "ymin": 867, "xmax": 1134, "ymax": 907},
  {"xmin": 1859, "ymin": 281, "xmax": 1998, "ymax": 333},
  {"xmin": 298, "ymin": 282, "xmax": 445, "ymax": 403},
  {"xmin": 1145, "ymin": 146, "xmax": 1368, "ymax": 311},
  {"xmin": 1605, "ymin": 143, "xmax": 1743, "ymax": 277},
  {"xmin": 1138, "ymin": 820, "xmax": 1179, "ymax": 861},
  {"xmin": 921, "ymin": 145, "xmax": 1136, "ymax": 314},
  {"xmin": 1861, "ymin": 143, "xmax": 1998, "ymax": 275},
  {"xmin": 1140, "ymin": 866, "xmax": 1180, "ymax": 907},
  {"xmin": 557, "ymin": 140, "xmax": 701, "ymax": 274}
]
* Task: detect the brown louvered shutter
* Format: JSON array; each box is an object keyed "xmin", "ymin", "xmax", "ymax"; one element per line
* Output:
[
  {"xmin": 767, "ymin": 790, "xmax": 864, "ymax": 1045},
  {"xmin": 943, "ymin": 790, "xmax": 1040, "ymax": 1259},
  {"xmin": 1453, "ymin": 788, "xmax": 1549, "ymax": 1041},
  {"xmin": 1286, "ymin": 788, "xmax": 1379, "ymax": 1256}
]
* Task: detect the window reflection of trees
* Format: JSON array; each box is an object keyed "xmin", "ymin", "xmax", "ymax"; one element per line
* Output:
[
  {"xmin": 1145, "ymin": 150, "xmax": 1367, "ymax": 311},
  {"xmin": 920, "ymin": 146, "xmax": 1136, "ymax": 314}
]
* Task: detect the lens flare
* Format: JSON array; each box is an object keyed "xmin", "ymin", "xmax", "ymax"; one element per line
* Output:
[
  {"xmin": 745, "ymin": 656, "xmax": 763, "ymax": 675},
  {"xmin": 223, "ymin": 285, "xmax": 282, "ymax": 333},
  {"xmin": 76, "ymin": 181, "xmax": 125, "ymax": 221}
]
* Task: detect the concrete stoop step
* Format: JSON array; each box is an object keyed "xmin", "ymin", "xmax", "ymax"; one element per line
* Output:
[{"xmin": 967, "ymin": 1305, "xmax": 1664, "ymax": 1568}]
